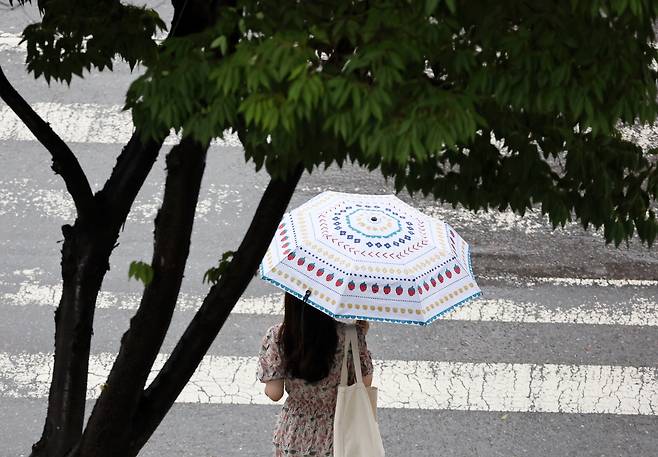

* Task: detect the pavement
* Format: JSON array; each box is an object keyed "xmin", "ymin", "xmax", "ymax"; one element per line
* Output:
[{"xmin": 1, "ymin": 2, "xmax": 658, "ymax": 457}]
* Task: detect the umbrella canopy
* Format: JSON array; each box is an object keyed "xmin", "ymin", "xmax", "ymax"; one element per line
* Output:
[{"xmin": 259, "ymin": 191, "xmax": 481, "ymax": 325}]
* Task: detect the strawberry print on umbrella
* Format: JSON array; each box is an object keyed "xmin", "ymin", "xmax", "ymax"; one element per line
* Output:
[{"xmin": 259, "ymin": 191, "xmax": 482, "ymax": 325}]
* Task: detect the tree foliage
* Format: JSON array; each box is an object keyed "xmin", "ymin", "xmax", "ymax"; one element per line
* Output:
[
  {"xmin": 17, "ymin": 0, "xmax": 165, "ymax": 84},
  {"xmin": 16, "ymin": 0, "xmax": 658, "ymax": 245},
  {"xmin": 131, "ymin": 0, "xmax": 658, "ymax": 245}
]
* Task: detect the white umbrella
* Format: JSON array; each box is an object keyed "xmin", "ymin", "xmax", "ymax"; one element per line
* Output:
[{"xmin": 259, "ymin": 191, "xmax": 482, "ymax": 325}]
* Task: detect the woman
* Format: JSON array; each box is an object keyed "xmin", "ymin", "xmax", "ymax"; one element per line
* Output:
[{"xmin": 257, "ymin": 292, "xmax": 373, "ymax": 457}]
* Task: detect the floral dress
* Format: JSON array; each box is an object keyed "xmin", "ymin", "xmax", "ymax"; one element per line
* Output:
[{"xmin": 257, "ymin": 321, "xmax": 373, "ymax": 457}]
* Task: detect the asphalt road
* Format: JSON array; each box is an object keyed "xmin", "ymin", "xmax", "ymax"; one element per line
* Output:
[{"xmin": 1, "ymin": 3, "xmax": 658, "ymax": 457}]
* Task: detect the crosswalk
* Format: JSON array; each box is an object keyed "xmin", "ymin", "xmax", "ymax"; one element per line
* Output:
[
  {"xmin": 3, "ymin": 278, "xmax": 658, "ymax": 326},
  {"xmin": 1, "ymin": 268, "xmax": 657, "ymax": 416},
  {"xmin": 2, "ymin": 350, "xmax": 657, "ymax": 415},
  {"xmin": 2, "ymin": 24, "xmax": 658, "ymax": 456}
]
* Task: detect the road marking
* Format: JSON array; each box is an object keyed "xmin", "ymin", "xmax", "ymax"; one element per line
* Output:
[
  {"xmin": 1, "ymin": 351, "xmax": 656, "ymax": 415},
  {"xmin": 0, "ymin": 102, "xmax": 241, "ymax": 146},
  {"xmin": 479, "ymin": 274, "xmax": 658, "ymax": 288},
  {"xmin": 0, "ymin": 32, "xmax": 24, "ymax": 52},
  {"xmin": 3, "ymin": 282, "xmax": 658, "ymax": 327},
  {"xmin": 0, "ymin": 180, "xmax": 246, "ymax": 223},
  {"xmin": 0, "ymin": 282, "xmax": 283, "ymax": 315}
]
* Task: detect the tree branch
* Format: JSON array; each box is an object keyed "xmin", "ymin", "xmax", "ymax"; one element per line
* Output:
[
  {"xmin": 95, "ymin": 133, "xmax": 163, "ymax": 224},
  {"xmin": 0, "ymin": 65, "xmax": 95, "ymax": 217},
  {"xmin": 127, "ymin": 163, "xmax": 304, "ymax": 454},
  {"xmin": 95, "ymin": 0, "xmax": 224, "ymax": 223},
  {"xmin": 77, "ymin": 136, "xmax": 208, "ymax": 457}
]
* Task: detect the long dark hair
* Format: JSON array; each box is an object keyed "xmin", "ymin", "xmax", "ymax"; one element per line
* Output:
[{"xmin": 279, "ymin": 292, "xmax": 338, "ymax": 383}]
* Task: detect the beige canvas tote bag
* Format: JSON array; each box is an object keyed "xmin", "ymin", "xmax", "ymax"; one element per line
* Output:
[{"xmin": 333, "ymin": 325, "xmax": 385, "ymax": 457}]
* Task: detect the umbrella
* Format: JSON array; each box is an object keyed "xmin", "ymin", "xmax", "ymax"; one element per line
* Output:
[{"xmin": 259, "ymin": 191, "xmax": 481, "ymax": 325}]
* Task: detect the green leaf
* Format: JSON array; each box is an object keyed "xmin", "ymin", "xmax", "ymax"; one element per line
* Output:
[
  {"xmin": 203, "ymin": 250, "xmax": 235, "ymax": 284},
  {"xmin": 210, "ymin": 36, "xmax": 228, "ymax": 55},
  {"xmin": 128, "ymin": 260, "xmax": 154, "ymax": 286}
]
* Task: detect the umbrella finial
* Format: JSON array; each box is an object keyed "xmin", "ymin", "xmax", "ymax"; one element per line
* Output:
[{"xmin": 303, "ymin": 289, "xmax": 312, "ymax": 303}]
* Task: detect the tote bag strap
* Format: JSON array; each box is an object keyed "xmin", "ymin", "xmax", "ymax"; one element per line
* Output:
[{"xmin": 339, "ymin": 325, "xmax": 363, "ymax": 386}]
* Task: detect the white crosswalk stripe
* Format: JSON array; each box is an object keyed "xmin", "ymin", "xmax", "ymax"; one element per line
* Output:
[
  {"xmin": 0, "ymin": 102, "xmax": 241, "ymax": 146},
  {"xmin": 0, "ymin": 32, "xmax": 25, "ymax": 52},
  {"xmin": 1, "ymin": 351, "xmax": 656, "ymax": 415},
  {"xmin": 3, "ymin": 281, "xmax": 658, "ymax": 327},
  {"xmin": 0, "ymin": 178, "xmax": 246, "ymax": 224}
]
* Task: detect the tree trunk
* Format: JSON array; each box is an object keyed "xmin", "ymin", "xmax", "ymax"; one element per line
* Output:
[
  {"xmin": 30, "ymin": 136, "xmax": 162, "ymax": 457},
  {"xmin": 75, "ymin": 137, "xmax": 208, "ymax": 457},
  {"xmin": 126, "ymin": 163, "xmax": 304, "ymax": 455},
  {"xmin": 27, "ymin": 0, "xmax": 223, "ymax": 454},
  {"xmin": 31, "ymin": 222, "xmax": 108, "ymax": 457}
]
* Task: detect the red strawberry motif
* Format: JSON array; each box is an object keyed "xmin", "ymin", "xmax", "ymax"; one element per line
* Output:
[
  {"xmin": 408, "ymin": 287, "xmax": 416, "ymax": 296},
  {"xmin": 287, "ymin": 252, "xmax": 296, "ymax": 260},
  {"xmin": 336, "ymin": 278, "xmax": 344, "ymax": 287},
  {"xmin": 278, "ymin": 223, "xmax": 284, "ymax": 229},
  {"xmin": 281, "ymin": 235, "xmax": 288, "ymax": 241},
  {"xmin": 383, "ymin": 285, "xmax": 391, "ymax": 294},
  {"xmin": 418, "ymin": 286, "xmax": 423, "ymax": 295},
  {"xmin": 316, "ymin": 268, "xmax": 324, "ymax": 277},
  {"xmin": 423, "ymin": 282, "xmax": 430, "ymax": 291},
  {"xmin": 446, "ymin": 270, "xmax": 452, "ymax": 279},
  {"xmin": 307, "ymin": 263, "xmax": 315, "ymax": 272},
  {"xmin": 347, "ymin": 280, "xmax": 355, "ymax": 290},
  {"xmin": 430, "ymin": 278, "xmax": 436, "ymax": 287},
  {"xmin": 372, "ymin": 284, "xmax": 379, "ymax": 293},
  {"xmin": 279, "ymin": 229, "xmax": 287, "ymax": 236},
  {"xmin": 282, "ymin": 242, "xmax": 289, "ymax": 248},
  {"xmin": 297, "ymin": 257, "xmax": 305, "ymax": 266},
  {"xmin": 283, "ymin": 249, "xmax": 290, "ymax": 256},
  {"xmin": 359, "ymin": 282, "xmax": 367, "ymax": 292},
  {"xmin": 396, "ymin": 286, "xmax": 403, "ymax": 295},
  {"xmin": 438, "ymin": 274, "xmax": 444, "ymax": 283},
  {"xmin": 454, "ymin": 265, "xmax": 461, "ymax": 274},
  {"xmin": 326, "ymin": 273, "xmax": 334, "ymax": 281}
]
